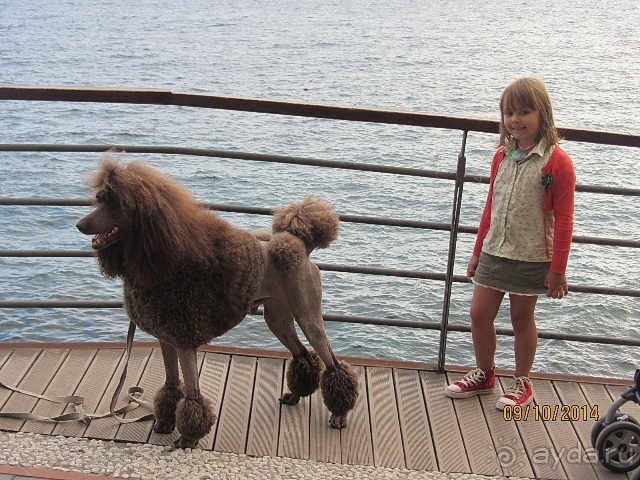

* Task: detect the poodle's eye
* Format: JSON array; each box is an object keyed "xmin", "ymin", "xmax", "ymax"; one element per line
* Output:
[{"xmin": 95, "ymin": 190, "xmax": 112, "ymax": 204}]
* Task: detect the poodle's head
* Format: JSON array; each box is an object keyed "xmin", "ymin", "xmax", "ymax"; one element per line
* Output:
[
  {"xmin": 77, "ymin": 153, "xmax": 208, "ymax": 282},
  {"xmin": 76, "ymin": 161, "xmax": 127, "ymax": 251}
]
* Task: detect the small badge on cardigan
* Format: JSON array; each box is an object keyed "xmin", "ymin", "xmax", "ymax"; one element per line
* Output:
[{"xmin": 541, "ymin": 173, "xmax": 553, "ymax": 192}]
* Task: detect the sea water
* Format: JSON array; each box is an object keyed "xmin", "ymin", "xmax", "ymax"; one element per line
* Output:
[{"xmin": 1, "ymin": 0, "xmax": 639, "ymax": 378}]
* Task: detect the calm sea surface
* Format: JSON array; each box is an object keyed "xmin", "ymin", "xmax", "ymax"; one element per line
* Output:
[{"xmin": 1, "ymin": 0, "xmax": 639, "ymax": 378}]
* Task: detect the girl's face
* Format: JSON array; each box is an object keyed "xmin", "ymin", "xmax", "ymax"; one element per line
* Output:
[{"xmin": 502, "ymin": 103, "xmax": 541, "ymax": 148}]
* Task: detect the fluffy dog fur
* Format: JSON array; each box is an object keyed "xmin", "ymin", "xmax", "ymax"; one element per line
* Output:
[{"xmin": 76, "ymin": 154, "xmax": 359, "ymax": 448}]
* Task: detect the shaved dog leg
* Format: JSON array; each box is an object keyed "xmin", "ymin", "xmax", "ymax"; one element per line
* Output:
[
  {"xmin": 263, "ymin": 299, "xmax": 317, "ymax": 405},
  {"xmin": 173, "ymin": 347, "xmax": 215, "ymax": 448},
  {"xmin": 153, "ymin": 342, "xmax": 184, "ymax": 434}
]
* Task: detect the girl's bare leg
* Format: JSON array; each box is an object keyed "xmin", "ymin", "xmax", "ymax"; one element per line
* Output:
[
  {"xmin": 508, "ymin": 294, "xmax": 538, "ymax": 377},
  {"xmin": 469, "ymin": 285, "xmax": 504, "ymax": 370}
]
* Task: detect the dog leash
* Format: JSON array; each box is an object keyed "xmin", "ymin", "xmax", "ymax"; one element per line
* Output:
[{"xmin": 0, "ymin": 321, "xmax": 155, "ymax": 425}]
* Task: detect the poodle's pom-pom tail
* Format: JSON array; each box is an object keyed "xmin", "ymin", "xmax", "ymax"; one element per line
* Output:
[
  {"xmin": 175, "ymin": 396, "xmax": 216, "ymax": 442},
  {"xmin": 321, "ymin": 361, "xmax": 359, "ymax": 416},
  {"xmin": 287, "ymin": 350, "xmax": 324, "ymax": 398},
  {"xmin": 268, "ymin": 232, "xmax": 306, "ymax": 271},
  {"xmin": 272, "ymin": 195, "xmax": 339, "ymax": 253}
]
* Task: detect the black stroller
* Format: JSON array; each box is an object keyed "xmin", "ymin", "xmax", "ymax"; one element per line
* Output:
[{"xmin": 591, "ymin": 369, "xmax": 640, "ymax": 478}]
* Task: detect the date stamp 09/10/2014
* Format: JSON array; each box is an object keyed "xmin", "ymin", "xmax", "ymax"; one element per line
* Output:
[{"xmin": 502, "ymin": 404, "xmax": 599, "ymax": 422}]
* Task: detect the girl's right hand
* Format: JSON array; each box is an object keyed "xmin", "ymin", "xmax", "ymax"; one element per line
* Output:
[{"xmin": 467, "ymin": 255, "xmax": 479, "ymax": 278}]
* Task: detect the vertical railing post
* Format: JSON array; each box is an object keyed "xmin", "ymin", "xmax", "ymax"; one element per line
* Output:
[{"xmin": 437, "ymin": 131, "xmax": 468, "ymax": 373}]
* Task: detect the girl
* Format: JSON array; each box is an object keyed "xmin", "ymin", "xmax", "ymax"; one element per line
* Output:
[{"xmin": 445, "ymin": 77, "xmax": 576, "ymax": 410}]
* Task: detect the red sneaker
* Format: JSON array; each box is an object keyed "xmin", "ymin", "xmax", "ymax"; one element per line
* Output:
[
  {"xmin": 496, "ymin": 376, "xmax": 534, "ymax": 410},
  {"xmin": 445, "ymin": 366, "xmax": 496, "ymax": 398}
]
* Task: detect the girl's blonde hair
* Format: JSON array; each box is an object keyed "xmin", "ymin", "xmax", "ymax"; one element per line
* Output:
[{"xmin": 498, "ymin": 77, "xmax": 560, "ymax": 148}]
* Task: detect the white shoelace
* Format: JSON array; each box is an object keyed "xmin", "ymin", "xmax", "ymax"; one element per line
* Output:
[
  {"xmin": 504, "ymin": 376, "xmax": 529, "ymax": 397},
  {"xmin": 460, "ymin": 368, "xmax": 486, "ymax": 386}
]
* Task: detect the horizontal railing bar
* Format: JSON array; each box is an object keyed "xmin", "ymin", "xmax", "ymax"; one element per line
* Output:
[
  {"xmin": 1, "ymin": 86, "xmax": 639, "ymax": 147},
  {"xmin": 1, "ymin": 253, "xmax": 638, "ymax": 296},
  {"xmin": 0, "ymin": 198, "xmax": 93, "ymax": 206},
  {"xmin": 1, "ymin": 144, "xmax": 640, "ymax": 197},
  {"xmin": 317, "ymin": 263, "xmax": 453, "ymax": 281},
  {"xmin": 0, "ymin": 250, "xmax": 94, "ymax": 257},
  {"xmin": 0, "ymin": 143, "xmax": 457, "ymax": 180},
  {"xmin": 324, "ymin": 314, "xmax": 640, "ymax": 347},
  {"xmin": 0, "ymin": 299, "xmax": 637, "ymax": 347},
  {"xmin": 0, "ymin": 300, "xmax": 123, "ymax": 308},
  {"xmin": 317, "ymin": 264, "xmax": 640, "ymax": 296},
  {"xmin": 2, "ymin": 198, "xmax": 639, "ymax": 249}
]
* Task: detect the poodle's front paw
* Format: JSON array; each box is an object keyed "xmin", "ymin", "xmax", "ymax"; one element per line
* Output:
[
  {"xmin": 279, "ymin": 392, "xmax": 301, "ymax": 405},
  {"xmin": 175, "ymin": 396, "xmax": 215, "ymax": 447},
  {"xmin": 173, "ymin": 436, "xmax": 199, "ymax": 449},
  {"xmin": 153, "ymin": 381, "xmax": 184, "ymax": 435},
  {"xmin": 153, "ymin": 419, "xmax": 175, "ymax": 434},
  {"xmin": 329, "ymin": 412, "xmax": 348, "ymax": 429}
]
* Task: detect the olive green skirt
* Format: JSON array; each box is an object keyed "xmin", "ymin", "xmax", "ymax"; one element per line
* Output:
[{"xmin": 472, "ymin": 252, "xmax": 550, "ymax": 296}]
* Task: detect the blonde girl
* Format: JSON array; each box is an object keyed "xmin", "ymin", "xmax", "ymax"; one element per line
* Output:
[{"xmin": 445, "ymin": 77, "xmax": 576, "ymax": 409}]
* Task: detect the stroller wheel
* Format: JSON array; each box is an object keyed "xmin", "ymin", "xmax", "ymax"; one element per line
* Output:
[
  {"xmin": 596, "ymin": 420, "xmax": 640, "ymax": 473},
  {"xmin": 591, "ymin": 413, "xmax": 639, "ymax": 448}
]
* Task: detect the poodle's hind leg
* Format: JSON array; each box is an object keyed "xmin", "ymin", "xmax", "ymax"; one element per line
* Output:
[
  {"xmin": 153, "ymin": 341, "xmax": 184, "ymax": 434},
  {"xmin": 294, "ymin": 308, "xmax": 359, "ymax": 429},
  {"xmin": 173, "ymin": 347, "xmax": 216, "ymax": 449},
  {"xmin": 320, "ymin": 358, "xmax": 360, "ymax": 429},
  {"xmin": 263, "ymin": 299, "xmax": 323, "ymax": 405}
]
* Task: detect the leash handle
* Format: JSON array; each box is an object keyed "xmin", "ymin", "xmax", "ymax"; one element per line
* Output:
[{"xmin": 0, "ymin": 322, "xmax": 155, "ymax": 425}]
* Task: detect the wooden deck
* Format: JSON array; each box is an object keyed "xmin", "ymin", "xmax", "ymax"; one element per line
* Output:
[{"xmin": 0, "ymin": 342, "xmax": 637, "ymax": 480}]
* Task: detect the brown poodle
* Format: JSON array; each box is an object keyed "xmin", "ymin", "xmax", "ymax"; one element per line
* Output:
[{"xmin": 76, "ymin": 154, "xmax": 359, "ymax": 448}]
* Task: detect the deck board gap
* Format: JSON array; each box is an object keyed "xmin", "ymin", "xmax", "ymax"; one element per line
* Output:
[{"xmin": 202, "ymin": 353, "xmax": 231, "ymax": 451}]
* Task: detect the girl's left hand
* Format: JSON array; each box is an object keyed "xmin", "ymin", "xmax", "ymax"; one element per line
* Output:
[{"xmin": 544, "ymin": 271, "xmax": 569, "ymax": 299}]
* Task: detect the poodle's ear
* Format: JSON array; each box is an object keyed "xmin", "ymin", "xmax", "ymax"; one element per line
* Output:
[
  {"xmin": 84, "ymin": 153, "xmax": 122, "ymax": 193},
  {"xmin": 124, "ymin": 206, "xmax": 180, "ymax": 280}
]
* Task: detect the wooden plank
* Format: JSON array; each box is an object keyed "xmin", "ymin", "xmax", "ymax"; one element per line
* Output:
[
  {"xmin": 421, "ymin": 370, "xmax": 470, "ymax": 474},
  {"xmin": 214, "ymin": 355, "xmax": 256, "ymax": 454},
  {"xmin": 277, "ymin": 359, "xmax": 310, "ymax": 461},
  {"xmin": 23, "ymin": 349, "xmax": 97, "ymax": 435},
  {"xmin": 309, "ymin": 386, "xmax": 341, "ymax": 463},
  {"xmin": 82, "ymin": 347, "xmax": 153, "ymax": 440},
  {"xmin": 581, "ymin": 383, "xmax": 615, "ymax": 417},
  {"xmin": 341, "ymin": 366, "xmax": 373, "ymax": 466},
  {"xmin": 445, "ymin": 372, "xmax": 501, "ymax": 476},
  {"xmin": 533, "ymin": 379, "xmax": 599, "ymax": 480},
  {"xmin": 395, "ymin": 368, "xmax": 436, "ymax": 471},
  {"xmin": 480, "ymin": 377, "xmax": 533, "ymax": 479},
  {"xmin": 115, "ymin": 348, "xmax": 164, "ymax": 443},
  {"xmin": 192, "ymin": 351, "xmax": 227, "ymax": 450},
  {"xmin": 554, "ymin": 381, "xmax": 620, "ymax": 480},
  {"xmin": 246, "ymin": 357, "xmax": 284, "ymax": 458},
  {"xmin": 0, "ymin": 350, "xmax": 13, "ymax": 370},
  {"xmin": 505, "ymin": 378, "xmax": 566, "ymax": 480},
  {"xmin": 511, "ymin": 400, "xmax": 566, "ymax": 480},
  {"xmin": 0, "ymin": 349, "xmax": 68, "ymax": 432},
  {"xmin": 52, "ymin": 348, "xmax": 126, "ymax": 438},
  {"xmin": 0, "ymin": 349, "xmax": 42, "ymax": 410},
  {"xmin": 367, "ymin": 366, "xmax": 404, "ymax": 469}
]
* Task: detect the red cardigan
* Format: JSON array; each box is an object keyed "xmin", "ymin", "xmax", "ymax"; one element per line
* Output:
[{"xmin": 472, "ymin": 145, "xmax": 576, "ymax": 274}]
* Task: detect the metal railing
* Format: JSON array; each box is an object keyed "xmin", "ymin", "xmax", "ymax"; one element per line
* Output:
[{"xmin": 1, "ymin": 86, "xmax": 640, "ymax": 372}]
